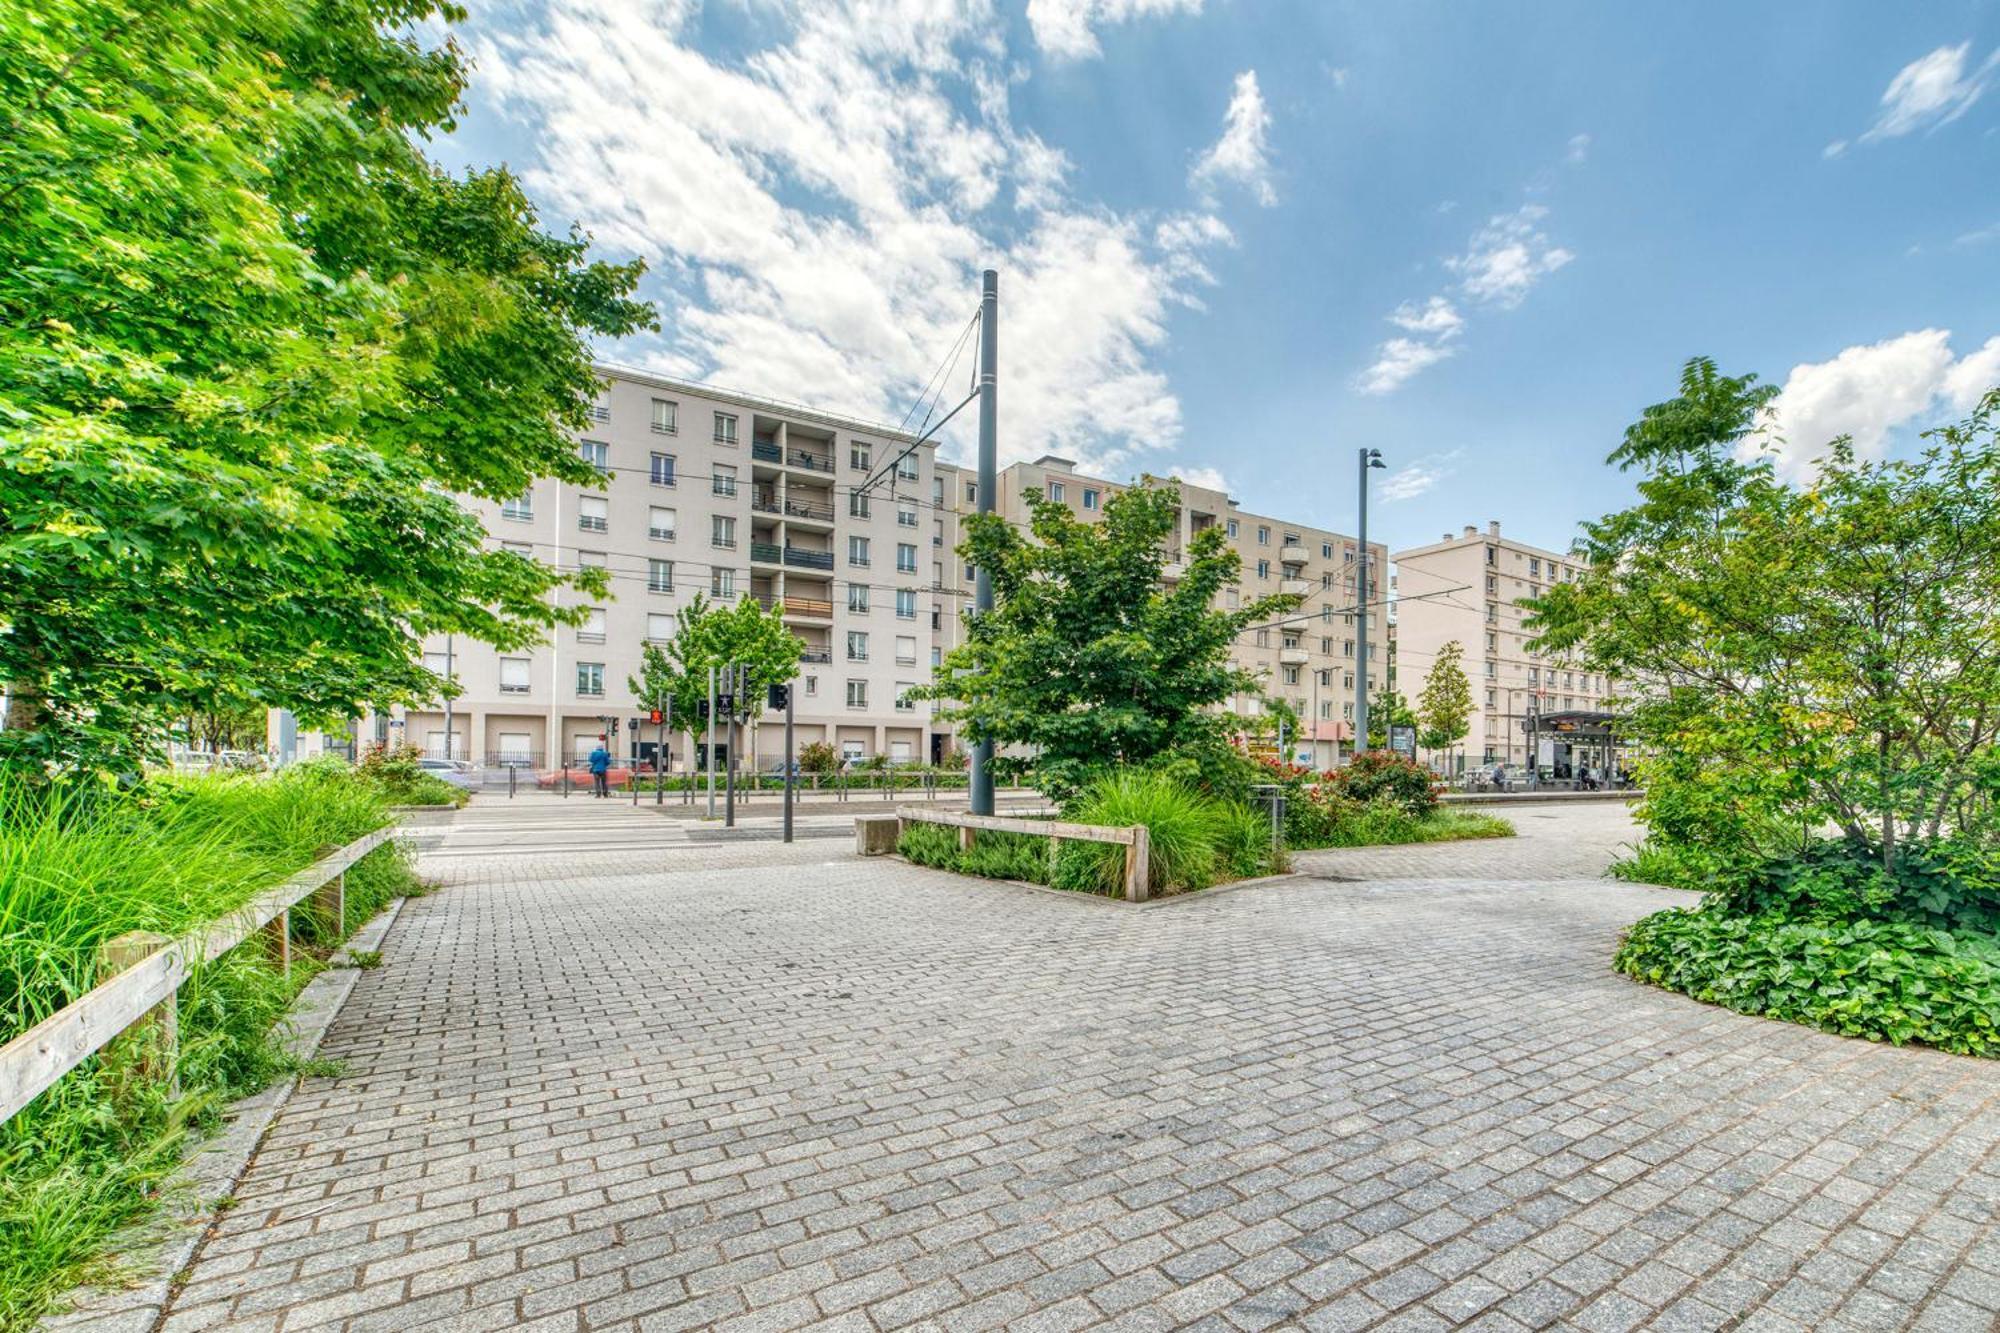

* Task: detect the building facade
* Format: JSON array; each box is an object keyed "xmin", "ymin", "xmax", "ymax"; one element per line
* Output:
[
  {"xmin": 276, "ymin": 370, "xmax": 1387, "ymax": 773},
  {"xmin": 1392, "ymin": 522, "xmax": 1612, "ymax": 772}
]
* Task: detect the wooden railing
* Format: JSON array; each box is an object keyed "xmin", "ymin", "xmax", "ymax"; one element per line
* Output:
[
  {"xmin": 890, "ymin": 806, "xmax": 1151, "ymax": 902},
  {"xmin": 0, "ymin": 825, "xmax": 399, "ymax": 1125}
]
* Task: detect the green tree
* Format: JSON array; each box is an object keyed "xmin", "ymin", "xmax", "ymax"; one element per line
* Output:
[
  {"xmin": 1532, "ymin": 359, "xmax": 2000, "ymax": 870},
  {"xmin": 917, "ymin": 482, "xmax": 1300, "ymax": 795},
  {"xmin": 1365, "ymin": 690, "xmax": 1418, "ymax": 750},
  {"xmin": 0, "ymin": 0, "xmax": 652, "ymax": 777},
  {"xmin": 1416, "ymin": 640, "xmax": 1474, "ymax": 771},
  {"xmin": 628, "ymin": 594, "xmax": 801, "ymax": 766}
]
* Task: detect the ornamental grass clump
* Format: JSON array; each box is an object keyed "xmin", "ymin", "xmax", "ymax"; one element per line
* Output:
[{"xmin": 1053, "ymin": 771, "xmax": 1223, "ymax": 896}]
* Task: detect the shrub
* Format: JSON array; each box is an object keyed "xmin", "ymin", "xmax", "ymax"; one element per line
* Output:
[
  {"xmin": 958, "ymin": 830, "xmax": 1051, "ymax": 884},
  {"xmin": 1212, "ymin": 801, "xmax": 1283, "ymax": 879},
  {"xmin": 1329, "ymin": 751, "xmax": 1440, "ymax": 816},
  {"xmin": 1061, "ymin": 771, "xmax": 1219, "ymax": 895},
  {"xmin": 897, "ymin": 821, "xmax": 961, "ymax": 870},
  {"xmin": 797, "ymin": 741, "xmax": 839, "ymax": 777},
  {"xmin": 348, "ymin": 745, "xmax": 465, "ymax": 807},
  {"xmin": 1616, "ymin": 905, "xmax": 2000, "ymax": 1056}
]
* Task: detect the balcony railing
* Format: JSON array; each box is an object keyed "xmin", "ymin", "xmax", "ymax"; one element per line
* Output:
[
  {"xmin": 750, "ymin": 541, "xmax": 782, "ymax": 564},
  {"xmin": 798, "ymin": 647, "xmax": 833, "ymax": 664},
  {"xmin": 784, "ymin": 547, "xmax": 834, "ymax": 571},
  {"xmin": 751, "ymin": 493, "xmax": 781, "ymax": 515},
  {"xmin": 781, "ymin": 596, "xmax": 834, "ymax": 619},
  {"xmin": 784, "ymin": 497, "xmax": 836, "ymax": 522},
  {"xmin": 787, "ymin": 450, "xmax": 833, "ymax": 473},
  {"xmin": 751, "ymin": 440, "xmax": 782, "ymax": 463}
]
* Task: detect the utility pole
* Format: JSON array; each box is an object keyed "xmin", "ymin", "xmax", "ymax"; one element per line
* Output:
[
  {"xmin": 440, "ymin": 633, "xmax": 454, "ymax": 761},
  {"xmin": 706, "ymin": 665, "xmax": 717, "ymax": 818},
  {"xmin": 655, "ymin": 699, "xmax": 669, "ymax": 806},
  {"xmin": 1353, "ymin": 447, "xmax": 1385, "ymax": 760},
  {"xmin": 724, "ymin": 663, "xmax": 738, "ymax": 828},
  {"xmin": 969, "ymin": 268, "xmax": 999, "ymax": 817}
]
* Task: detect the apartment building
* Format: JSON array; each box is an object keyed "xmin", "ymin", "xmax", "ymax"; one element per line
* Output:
[
  {"xmin": 1393, "ymin": 522, "xmax": 1612, "ymax": 771},
  {"xmin": 284, "ymin": 368, "xmax": 949, "ymax": 770},
  {"xmin": 930, "ymin": 455, "xmax": 1386, "ymax": 769}
]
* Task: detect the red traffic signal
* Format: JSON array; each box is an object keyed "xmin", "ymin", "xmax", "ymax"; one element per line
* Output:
[{"xmin": 648, "ymin": 709, "xmax": 663, "ymax": 724}]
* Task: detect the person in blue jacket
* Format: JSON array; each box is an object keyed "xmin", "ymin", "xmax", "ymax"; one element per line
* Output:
[{"xmin": 588, "ymin": 738, "xmax": 612, "ymax": 798}]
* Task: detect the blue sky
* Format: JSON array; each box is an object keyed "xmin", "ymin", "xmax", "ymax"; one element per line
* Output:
[{"xmin": 438, "ymin": 0, "xmax": 2000, "ymax": 556}]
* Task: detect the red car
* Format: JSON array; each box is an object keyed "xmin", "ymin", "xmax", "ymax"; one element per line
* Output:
[{"xmin": 536, "ymin": 765, "xmax": 641, "ymax": 789}]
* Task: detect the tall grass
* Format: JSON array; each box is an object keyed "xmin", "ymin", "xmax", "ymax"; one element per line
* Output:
[
  {"xmin": 1055, "ymin": 772, "xmax": 1228, "ymax": 896},
  {"xmin": 0, "ymin": 768, "xmax": 415, "ymax": 1330}
]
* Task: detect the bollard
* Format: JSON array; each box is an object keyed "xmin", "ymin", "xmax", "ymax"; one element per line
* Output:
[
  {"xmin": 98, "ymin": 931, "xmax": 178, "ymax": 1101},
  {"xmin": 509, "ymin": 765, "xmax": 517, "ymax": 799}
]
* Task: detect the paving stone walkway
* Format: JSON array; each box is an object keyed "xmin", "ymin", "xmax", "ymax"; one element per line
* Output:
[{"xmin": 158, "ymin": 801, "xmax": 2000, "ymax": 1332}]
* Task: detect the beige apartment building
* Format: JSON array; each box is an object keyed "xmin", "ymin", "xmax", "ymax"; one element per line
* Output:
[
  {"xmin": 278, "ymin": 368, "xmax": 950, "ymax": 771},
  {"xmin": 1393, "ymin": 522, "xmax": 1613, "ymax": 772},
  {"xmin": 929, "ymin": 455, "xmax": 1386, "ymax": 769},
  {"xmin": 273, "ymin": 371, "xmax": 1391, "ymax": 773}
]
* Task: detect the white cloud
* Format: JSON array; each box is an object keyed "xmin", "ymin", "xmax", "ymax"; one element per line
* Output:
[
  {"xmin": 1446, "ymin": 204, "xmax": 1575, "ymax": 309},
  {"xmin": 469, "ymin": 0, "xmax": 1237, "ymax": 472},
  {"xmin": 1943, "ymin": 335, "xmax": 2000, "ymax": 410},
  {"xmin": 1166, "ymin": 464, "xmax": 1230, "ymax": 492},
  {"xmin": 1858, "ymin": 42, "xmax": 2000, "ymax": 144},
  {"xmin": 1026, "ymin": 0, "xmax": 1202, "ymax": 60},
  {"xmin": 1388, "ymin": 296, "xmax": 1464, "ymax": 338},
  {"xmin": 1823, "ymin": 138, "xmax": 1849, "ymax": 159},
  {"xmin": 1356, "ymin": 337, "xmax": 1457, "ymax": 396},
  {"xmin": 1954, "ymin": 220, "xmax": 2000, "ymax": 248},
  {"xmin": 1190, "ymin": 70, "xmax": 1277, "ymax": 207},
  {"xmin": 1378, "ymin": 451, "xmax": 1462, "ymax": 502},
  {"xmin": 1565, "ymin": 133, "xmax": 1591, "ymax": 164},
  {"xmin": 1753, "ymin": 329, "xmax": 2000, "ymax": 478}
]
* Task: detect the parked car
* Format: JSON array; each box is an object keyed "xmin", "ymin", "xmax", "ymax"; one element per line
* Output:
[
  {"xmin": 536, "ymin": 766, "xmax": 637, "ymax": 789},
  {"xmin": 417, "ymin": 758, "xmax": 478, "ymax": 790}
]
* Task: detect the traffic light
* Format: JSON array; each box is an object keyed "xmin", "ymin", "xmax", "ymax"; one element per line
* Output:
[
  {"xmin": 696, "ymin": 699, "xmax": 710, "ymax": 720},
  {"xmin": 767, "ymin": 684, "xmax": 789, "ymax": 709},
  {"xmin": 648, "ymin": 708, "xmax": 663, "ymax": 725}
]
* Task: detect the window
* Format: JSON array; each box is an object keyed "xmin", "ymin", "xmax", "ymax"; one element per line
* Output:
[
  {"xmin": 1047, "ymin": 481, "xmax": 1065, "ymax": 502},
  {"xmin": 848, "ymin": 535, "xmax": 870, "ymax": 567},
  {"xmin": 502, "ymin": 492, "xmax": 534, "ymax": 521},
  {"xmin": 647, "ymin": 613, "xmax": 673, "ymax": 641},
  {"xmin": 847, "ymin": 631, "xmax": 869, "ymax": 661},
  {"xmin": 846, "ymin": 680, "xmax": 868, "ymax": 709},
  {"xmin": 1485, "ymin": 545, "xmax": 1497, "ymax": 566},
  {"xmin": 649, "ymin": 506, "xmax": 676, "ymax": 541},
  {"xmin": 847, "ymin": 490, "xmax": 870, "ymax": 518},
  {"xmin": 578, "ymin": 606, "xmax": 606, "ymax": 642},
  {"xmin": 805, "ymin": 675, "xmax": 818, "ymax": 697},
  {"xmin": 932, "ymin": 519, "xmax": 944, "ymax": 547},
  {"xmin": 965, "ymin": 481, "xmax": 977, "ymax": 503},
  {"xmin": 501, "ymin": 540, "xmax": 533, "ymax": 557},
  {"xmin": 650, "ymin": 452, "xmax": 676, "ymax": 486},
  {"xmin": 1485, "ymin": 659, "xmax": 1497, "ymax": 678},
  {"xmin": 711, "ymin": 515, "xmax": 736, "ymax": 548},
  {"xmin": 578, "ymin": 439, "xmax": 609, "ymax": 472},
  {"xmin": 933, "ymin": 561, "xmax": 944, "ymax": 586},
  {"xmin": 896, "ymin": 543, "xmax": 917, "ymax": 573},
  {"xmin": 1322, "ymin": 542, "xmax": 1333, "ymax": 558},
  {"xmin": 1082, "ymin": 488, "xmax": 1099, "ymax": 511},
  {"xmin": 713, "ymin": 412, "xmax": 738, "ymax": 445},
  {"xmin": 895, "ymin": 683, "xmax": 915, "ymax": 712},
  {"xmin": 711, "ymin": 568, "xmax": 735, "ymax": 597},
  {"xmin": 1257, "ymin": 526, "xmax": 1269, "ymax": 545},
  {"xmin": 895, "ymin": 589, "xmax": 916, "ymax": 619},
  {"xmin": 576, "ymin": 549, "xmax": 605, "ymax": 568},
  {"xmin": 1320, "ymin": 637, "xmax": 1332, "ymax": 653},
  {"xmin": 1226, "ymin": 519, "xmax": 1239, "ymax": 538},
  {"xmin": 932, "ymin": 477, "xmax": 944, "ymax": 504},
  {"xmin": 895, "ymin": 454, "xmax": 919, "ymax": 482},
  {"xmin": 1256, "ymin": 559, "xmax": 1270, "ymax": 579},
  {"xmin": 1225, "ymin": 588, "xmax": 1239, "ymax": 609},
  {"xmin": 1486, "ymin": 689, "xmax": 1497, "ymax": 708},
  {"xmin": 1320, "ymin": 605, "xmax": 1333, "ymax": 622},
  {"xmin": 848, "ymin": 585, "xmax": 870, "ymax": 614},
  {"xmin": 1283, "ymin": 532, "xmax": 1299, "ymax": 547},
  {"xmin": 576, "ymin": 662, "xmax": 605, "ymax": 696},
  {"xmin": 499, "ymin": 657, "xmax": 531, "ymax": 694},
  {"xmin": 1343, "ymin": 640, "xmax": 1354, "ymax": 657},
  {"xmin": 895, "ymin": 635, "xmax": 917, "ymax": 664},
  {"xmin": 1254, "ymin": 630, "xmax": 1270, "ymax": 648},
  {"xmin": 931, "ymin": 646, "xmax": 942, "ymax": 668},
  {"xmin": 577, "ymin": 496, "xmax": 608, "ymax": 532},
  {"xmin": 1321, "ymin": 573, "xmax": 1333, "ymax": 590},
  {"xmin": 648, "ymin": 559, "xmax": 674, "ymax": 593},
  {"xmin": 1283, "ymin": 665, "xmax": 1300, "ymax": 685},
  {"xmin": 650, "ymin": 398, "xmax": 677, "ymax": 434},
  {"xmin": 1485, "ymin": 601, "xmax": 1499, "ymax": 623},
  {"xmin": 422, "ymin": 649, "xmax": 452, "ymax": 677},
  {"xmin": 712, "ymin": 465, "xmax": 738, "ymax": 497},
  {"xmin": 897, "ymin": 501, "xmax": 918, "ymax": 528},
  {"xmin": 1486, "ymin": 631, "xmax": 1497, "ymax": 653},
  {"xmin": 587, "ymin": 400, "xmax": 610, "ymax": 423},
  {"xmin": 1529, "ymin": 556, "xmax": 1541, "ymax": 576},
  {"xmin": 850, "ymin": 443, "xmax": 871, "ymax": 471}
]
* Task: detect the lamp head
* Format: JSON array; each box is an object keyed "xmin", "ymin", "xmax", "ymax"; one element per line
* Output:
[{"xmin": 1363, "ymin": 447, "xmax": 1385, "ymax": 469}]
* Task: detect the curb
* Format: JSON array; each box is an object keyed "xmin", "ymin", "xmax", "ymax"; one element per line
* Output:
[{"xmin": 39, "ymin": 899, "xmax": 410, "ymax": 1333}]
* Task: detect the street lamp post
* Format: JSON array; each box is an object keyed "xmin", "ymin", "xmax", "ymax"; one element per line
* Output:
[{"xmin": 1353, "ymin": 448, "xmax": 1385, "ymax": 759}]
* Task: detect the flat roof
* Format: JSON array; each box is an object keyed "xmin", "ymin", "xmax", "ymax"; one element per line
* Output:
[{"xmin": 595, "ymin": 362, "xmax": 923, "ymax": 444}]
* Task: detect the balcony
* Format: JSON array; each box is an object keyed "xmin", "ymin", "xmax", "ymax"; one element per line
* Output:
[
  {"xmin": 780, "ymin": 596, "xmax": 833, "ymax": 620},
  {"xmin": 1280, "ymin": 544, "xmax": 1310, "ymax": 564},
  {"xmin": 1280, "ymin": 578, "xmax": 1311, "ymax": 597},
  {"xmin": 787, "ymin": 449, "xmax": 833, "ymax": 474},
  {"xmin": 751, "ymin": 440, "xmax": 782, "ymax": 464},
  {"xmin": 798, "ymin": 646, "xmax": 833, "ymax": 664},
  {"xmin": 1278, "ymin": 647, "xmax": 1309, "ymax": 667},
  {"xmin": 751, "ymin": 492, "xmax": 781, "ymax": 515},
  {"xmin": 750, "ymin": 540, "xmax": 782, "ymax": 565},
  {"xmin": 784, "ymin": 496, "xmax": 836, "ymax": 523},
  {"xmin": 784, "ymin": 546, "xmax": 835, "ymax": 571}
]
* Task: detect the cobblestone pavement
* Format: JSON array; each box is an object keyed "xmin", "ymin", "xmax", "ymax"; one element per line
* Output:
[
  {"xmin": 1289, "ymin": 801, "xmax": 1644, "ymax": 883},
  {"xmin": 159, "ymin": 800, "xmax": 2000, "ymax": 1332}
]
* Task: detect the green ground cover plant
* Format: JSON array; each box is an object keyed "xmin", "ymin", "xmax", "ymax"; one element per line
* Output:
[
  {"xmin": 352, "ymin": 746, "xmax": 468, "ymax": 808},
  {"xmin": 0, "ymin": 768, "xmax": 417, "ymax": 1328}
]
